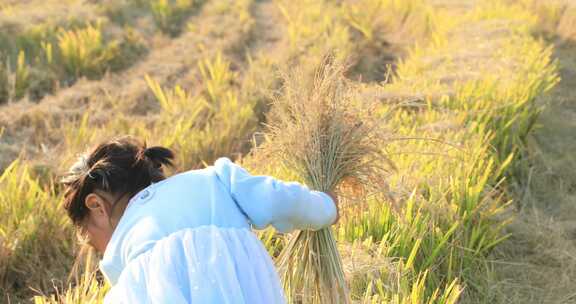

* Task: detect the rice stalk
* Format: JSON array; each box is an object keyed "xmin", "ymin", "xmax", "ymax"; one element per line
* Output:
[{"xmin": 262, "ymin": 54, "xmax": 391, "ymax": 303}]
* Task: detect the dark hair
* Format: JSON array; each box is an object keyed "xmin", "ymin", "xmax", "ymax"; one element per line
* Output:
[{"xmin": 60, "ymin": 136, "xmax": 175, "ymax": 226}]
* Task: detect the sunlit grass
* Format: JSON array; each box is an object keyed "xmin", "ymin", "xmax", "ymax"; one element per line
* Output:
[
  {"xmin": 55, "ymin": 21, "xmax": 119, "ymax": 79},
  {"xmin": 0, "ymin": 160, "xmax": 74, "ymax": 300},
  {"xmin": 33, "ymin": 250, "xmax": 109, "ymax": 304},
  {"xmin": 1, "ymin": 0, "xmax": 563, "ymax": 302},
  {"xmin": 276, "ymin": 0, "xmax": 351, "ymax": 61},
  {"xmin": 342, "ymin": 0, "xmax": 436, "ymax": 43},
  {"xmin": 148, "ymin": 0, "xmax": 198, "ymax": 36}
]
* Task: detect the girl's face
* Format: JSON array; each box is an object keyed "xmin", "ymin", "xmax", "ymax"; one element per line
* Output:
[{"xmin": 79, "ymin": 190, "xmax": 130, "ymax": 253}]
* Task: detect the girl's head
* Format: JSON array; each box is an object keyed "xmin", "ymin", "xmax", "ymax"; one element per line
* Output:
[{"xmin": 61, "ymin": 136, "xmax": 174, "ymax": 253}]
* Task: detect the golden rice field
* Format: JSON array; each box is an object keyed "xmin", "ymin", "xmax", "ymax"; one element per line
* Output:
[{"xmin": 1, "ymin": 0, "xmax": 575, "ymax": 303}]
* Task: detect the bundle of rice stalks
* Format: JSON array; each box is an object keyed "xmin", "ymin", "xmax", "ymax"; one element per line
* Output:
[{"xmin": 262, "ymin": 55, "xmax": 390, "ymax": 303}]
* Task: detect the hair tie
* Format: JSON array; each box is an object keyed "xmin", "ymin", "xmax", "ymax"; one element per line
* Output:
[
  {"xmin": 143, "ymin": 147, "xmax": 153, "ymax": 158},
  {"xmin": 79, "ymin": 155, "xmax": 100, "ymax": 181}
]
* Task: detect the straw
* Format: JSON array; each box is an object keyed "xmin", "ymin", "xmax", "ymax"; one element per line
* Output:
[{"xmin": 261, "ymin": 54, "xmax": 390, "ymax": 303}]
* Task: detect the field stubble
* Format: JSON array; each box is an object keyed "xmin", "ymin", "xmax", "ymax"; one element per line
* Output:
[{"xmin": 0, "ymin": 0, "xmax": 565, "ymax": 303}]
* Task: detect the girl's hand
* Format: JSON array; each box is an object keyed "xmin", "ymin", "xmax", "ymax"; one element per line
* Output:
[{"xmin": 326, "ymin": 191, "xmax": 339, "ymax": 225}]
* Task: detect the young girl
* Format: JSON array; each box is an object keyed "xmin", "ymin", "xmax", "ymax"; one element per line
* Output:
[{"xmin": 61, "ymin": 136, "xmax": 339, "ymax": 303}]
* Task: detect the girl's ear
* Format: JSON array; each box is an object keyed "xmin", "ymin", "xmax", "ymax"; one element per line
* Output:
[{"xmin": 85, "ymin": 193, "xmax": 111, "ymax": 218}]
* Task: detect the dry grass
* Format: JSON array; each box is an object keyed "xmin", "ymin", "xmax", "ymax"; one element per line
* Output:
[
  {"xmin": 0, "ymin": 0, "xmax": 566, "ymax": 303},
  {"xmin": 0, "ymin": 160, "xmax": 74, "ymax": 301},
  {"xmin": 485, "ymin": 10, "xmax": 576, "ymax": 301},
  {"xmin": 258, "ymin": 55, "xmax": 389, "ymax": 303}
]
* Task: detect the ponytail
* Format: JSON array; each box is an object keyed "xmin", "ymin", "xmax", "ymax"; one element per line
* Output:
[{"xmin": 138, "ymin": 146, "xmax": 175, "ymax": 169}]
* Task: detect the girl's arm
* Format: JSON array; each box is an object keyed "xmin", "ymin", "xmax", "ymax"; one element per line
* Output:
[{"xmin": 213, "ymin": 157, "xmax": 338, "ymax": 233}]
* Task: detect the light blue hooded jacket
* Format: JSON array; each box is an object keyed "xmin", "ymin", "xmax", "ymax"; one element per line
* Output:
[{"xmin": 98, "ymin": 157, "xmax": 337, "ymax": 287}]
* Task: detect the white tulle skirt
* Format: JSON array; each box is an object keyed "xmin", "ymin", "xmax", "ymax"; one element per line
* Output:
[{"xmin": 103, "ymin": 226, "xmax": 286, "ymax": 303}]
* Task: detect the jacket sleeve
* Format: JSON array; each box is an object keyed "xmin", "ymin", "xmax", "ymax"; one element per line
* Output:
[{"xmin": 213, "ymin": 157, "xmax": 337, "ymax": 233}]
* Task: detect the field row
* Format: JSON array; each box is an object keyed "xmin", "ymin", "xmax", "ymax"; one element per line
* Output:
[
  {"xmin": 0, "ymin": 0, "xmax": 562, "ymax": 303},
  {"xmin": 0, "ymin": 0, "xmax": 204, "ymax": 104}
]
